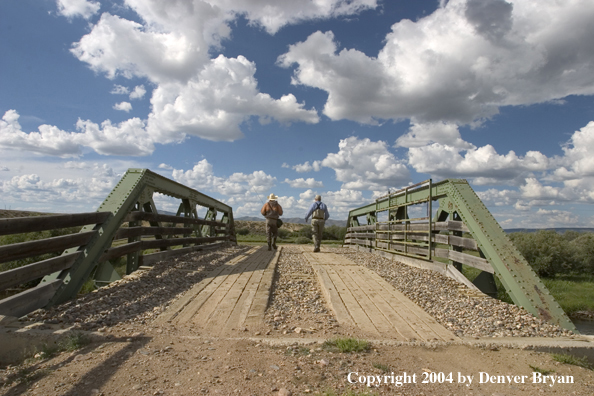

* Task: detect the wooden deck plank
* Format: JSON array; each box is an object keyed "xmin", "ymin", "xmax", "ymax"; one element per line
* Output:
[
  {"xmin": 310, "ymin": 263, "xmax": 355, "ymax": 327},
  {"xmin": 202, "ymin": 248, "xmax": 270, "ymax": 330},
  {"xmin": 337, "ymin": 265, "xmax": 397, "ymax": 338},
  {"xmin": 173, "ymin": 255, "xmax": 256, "ymax": 325},
  {"xmin": 153, "ymin": 248, "xmax": 259, "ymax": 325},
  {"xmin": 191, "ymin": 255, "xmax": 260, "ymax": 327},
  {"xmin": 303, "ymin": 250, "xmax": 456, "ymax": 341},
  {"xmin": 244, "ymin": 248, "xmax": 281, "ymax": 328},
  {"xmin": 344, "ymin": 266, "xmax": 426, "ymax": 341},
  {"xmin": 362, "ymin": 268, "xmax": 456, "ymax": 341},
  {"xmin": 324, "ymin": 265, "xmax": 380, "ymax": 337}
]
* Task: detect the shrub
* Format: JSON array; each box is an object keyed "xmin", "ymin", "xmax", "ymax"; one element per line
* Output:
[
  {"xmin": 295, "ymin": 236, "xmax": 312, "ymax": 244},
  {"xmin": 323, "ymin": 225, "xmax": 347, "ymax": 240},
  {"xmin": 509, "ymin": 230, "xmax": 579, "ymax": 277},
  {"xmin": 277, "ymin": 228, "xmax": 291, "ymax": 239},
  {"xmin": 570, "ymin": 233, "xmax": 594, "ymax": 274},
  {"xmin": 235, "ymin": 228, "xmax": 250, "ymax": 236}
]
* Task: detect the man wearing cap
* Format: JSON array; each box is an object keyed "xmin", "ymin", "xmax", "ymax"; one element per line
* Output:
[
  {"xmin": 261, "ymin": 193, "xmax": 283, "ymax": 251},
  {"xmin": 305, "ymin": 195, "xmax": 330, "ymax": 252}
]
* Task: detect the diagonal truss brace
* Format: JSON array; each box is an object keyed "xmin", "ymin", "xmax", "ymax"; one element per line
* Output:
[
  {"xmin": 40, "ymin": 169, "xmax": 235, "ymax": 306},
  {"xmin": 346, "ymin": 179, "xmax": 575, "ymax": 331}
]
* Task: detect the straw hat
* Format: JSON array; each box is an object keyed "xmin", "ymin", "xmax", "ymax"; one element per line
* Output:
[{"xmin": 268, "ymin": 193, "xmax": 278, "ymax": 201}]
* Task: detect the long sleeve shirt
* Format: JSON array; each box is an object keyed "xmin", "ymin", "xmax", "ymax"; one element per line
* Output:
[
  {"xmin": 305, "ymin": 201, "xmax": 330, "ymax": 221},
  {"xmin": 261, "ymin": 201, "xmax": 283, "ymax": 219}
]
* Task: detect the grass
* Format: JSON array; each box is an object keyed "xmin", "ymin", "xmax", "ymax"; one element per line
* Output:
[
  {"xmin": 541, "ymin": 274, "xmax": 594, "ymax": 316},
  {"xmin": 529, "ymin": 365, "xmax": 555, "ymax": 375},
  {"xmin": 372, "ymin": 362, "xmax": 391, "ymax": 373},
  {"xmin": 323, "ymin": 337, "xmax": 370, "ymax": 353},
  {"xmin": 551, "ymin": 353, "xmax": 593, "ymax": 370},
  {"xmin": 36, "ymin": 332, "xmax": 92, "ymax": 360}
]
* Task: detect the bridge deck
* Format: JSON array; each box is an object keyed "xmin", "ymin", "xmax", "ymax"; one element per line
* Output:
[
  {"xmin": 155, "ymin": 245, "xmax": 455, "ymax": 341},
  {"xmin": 302, "ymin": 248, "xmax": 457, "ymax": 342},
  {"xmin": 154, "ymin": 246, "xmax": 278, "ymax": 332}
]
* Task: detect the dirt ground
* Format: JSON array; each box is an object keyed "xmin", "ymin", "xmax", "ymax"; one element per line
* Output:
[
  {"xmin": 1, "ymin": 241, "xmax": 593, "ymax": 396},
  {"xmin": 1, "ymin": 327, "xmax": 593, "ymax": 396}
]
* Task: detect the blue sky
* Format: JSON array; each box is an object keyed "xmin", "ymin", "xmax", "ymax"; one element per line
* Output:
[{"xmin": 1, "ymin": 0, "xmax": 594, "ymax": 228}]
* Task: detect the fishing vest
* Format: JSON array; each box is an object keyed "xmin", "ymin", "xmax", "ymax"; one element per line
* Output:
[{"xmin": 312, "ymin": 202, "xmax": 325, "ymax": 220}]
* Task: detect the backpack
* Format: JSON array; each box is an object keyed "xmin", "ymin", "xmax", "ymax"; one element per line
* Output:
[{"xmin": 312, "ymin": 202, "xmax": 325, "ymax": 219}]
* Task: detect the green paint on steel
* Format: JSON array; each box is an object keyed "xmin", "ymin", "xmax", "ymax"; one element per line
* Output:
[
  {"xmin": 41, "ymin": 168, "xmax": 235, "ymax": 306},
  {"xmin": 346, "ymin": 178, "xmax": 575, "ymax": 331}
]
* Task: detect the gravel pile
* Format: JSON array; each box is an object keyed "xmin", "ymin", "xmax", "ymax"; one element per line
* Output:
[
  {"xmin": 331, "ymin": 247, "xmax": 574, "ymax": 338},
  {"xmin": 265, "ymin": 246, "xmax": 336, "ymax": 335},
  {"xmin": 24, "ymin": 244, "xmax": 249, "ymax": 330}
]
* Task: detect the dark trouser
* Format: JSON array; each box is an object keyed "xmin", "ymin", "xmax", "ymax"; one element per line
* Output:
[
  {"xmin": 311, "ymin": 219, "xmax": 325, "ymax": 249},
  {"xmin": 266, "ymin": 219, "xmax": 278, "ymax": 247}
]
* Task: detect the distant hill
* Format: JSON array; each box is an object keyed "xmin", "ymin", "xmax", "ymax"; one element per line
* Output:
[
  {"xmin": 236, "ymin": 216, "xmax": 347, "ymax": 227},
  {"xmin": 505, "ymin": 227, "xmax": 594, "ymax": 233}
]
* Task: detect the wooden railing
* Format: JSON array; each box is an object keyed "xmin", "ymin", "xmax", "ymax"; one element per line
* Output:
[
  {"xmin": 344, "ymin": 220, "xmax": 492, "ymax": 274},
  {"xmin": 0, "ymin": 211, "xmax": 231, "ymax": 317}
]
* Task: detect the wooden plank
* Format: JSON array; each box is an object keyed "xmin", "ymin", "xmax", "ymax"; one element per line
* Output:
[
  {"xmin": 447, "ymin": 250, "xmax": 493, "ymax": 273},
  {"xmin": 310, "ymin": 264, "xmax": 355, "ymax": 327},
  {"xmin": 175, "ymin": 255, "xmax": 255, "ymax": 324},
  {"xmin": 0, "ymin": 279, "xmax": 62, "ymax": 317},
  {"xmin": 0, "ymin": 212, "xmax": 110, "ymax": 236},
  {"xmin": 99, "ymin": 241, "xmax": 142, "ymax": 262},
  {"xmin": 202, "ymin": 250, "xmax": 268, "ymax": 331},
  {"xmin": 449, "ymin": 235, "xmax": 478, "ymax": 250},
  {"xmin": 324, "ymin": 265, "xmax": 380, "ymax": 336},
  {"xmin": 434, "ymin": 248, "xmax": 493, "ymax": 273},
  {"xmin": 244, "ymin": 249, "xmax": 280, "ymax": 328},
  {"xmin": 365, "ymin": 232, "xmax": 478, "ymax": 251},
  {"xmin": 125, "ymin": 211, "xmax": 226, "ymax": 227},
  {"xmin": 0, "ymin": 252, "xmax": 81, "ymax": 292},
  {"xmin": 224, "ymin": 249, "xmax": 271, "ymax": 331},
  {"xmin": 0, "ymin": 231, "xmax": 96, "ymax": 264},
  {"xmin": 345, "ymin": 233, "xmax": 376, "ymax": 239},
  {"xmin": 362, "ymin": 269, "xmax": 456, "ymax": 341},
  {"xmin": 193, "ymin": 254, "xmax": 258, "ymax": 327},
  {"xmin": 344, "ymin": 267, "xmax": 417, "ymax": 340},
  {"xmin": 154, "ymin": 247, "xmax": 258, "ymax": 324},
  {"xmin": 142, "ymin": 236, "xmax": 228, "ymax": 250},
  {"xmin": 115, "ymin": 226, "xmax": 195, "ymax": 239},
  {"xmin": 347, "ymin": 225, "xmax": 375, "ymax": 232},
  {"xmin": 338, "ymin": 265, "xmax": 396, "ymax": 337}
]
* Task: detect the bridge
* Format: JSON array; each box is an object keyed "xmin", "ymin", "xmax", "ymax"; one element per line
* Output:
[{"xmin": 1, "ymin": 169, "xmax": 592, "ymax": 395}]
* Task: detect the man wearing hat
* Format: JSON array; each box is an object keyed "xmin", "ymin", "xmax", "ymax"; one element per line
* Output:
[
  {"xmin": 261, "ymin": 193, "xmax": 283, "ymax": 251},
  {"xmin": 305, "ymin": 195, "xmax": 330, "ymax": 252}
]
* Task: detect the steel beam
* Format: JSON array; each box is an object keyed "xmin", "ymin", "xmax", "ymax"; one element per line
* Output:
[
  {"xmin": 41, "ymin": 168, "xmax": 235, "ymax": 306},
  {"xmin": 346, "ymin": 178, "xmax": 575, "ymax": 331}
]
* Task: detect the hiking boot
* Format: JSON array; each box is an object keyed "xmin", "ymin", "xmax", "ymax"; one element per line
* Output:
[
  {"xmin": 272, "ymin": 237, "xmax": 277, "ymax": 250},
  {"xmin": 313, "ymin": 247, "xmax": 320, "ymax": 252}
]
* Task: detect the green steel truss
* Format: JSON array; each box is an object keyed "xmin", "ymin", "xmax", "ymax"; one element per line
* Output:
[
  {"xmin": 39, "ymin": 168, "xmax": 235, "ymax": 306},
  {"xmin": 346, "ymin": 179, "xmax": 575, "ymax": 331}
]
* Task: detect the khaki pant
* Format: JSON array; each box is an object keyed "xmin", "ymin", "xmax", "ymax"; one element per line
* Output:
[{"xmin": 311, "ymin": 219, "xmax": 325, "ymax": 249}]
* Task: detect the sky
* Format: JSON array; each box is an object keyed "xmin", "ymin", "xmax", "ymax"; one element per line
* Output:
[{"xmin": 1, "ymin": 0, "xmax": 594, "ymax": 228}]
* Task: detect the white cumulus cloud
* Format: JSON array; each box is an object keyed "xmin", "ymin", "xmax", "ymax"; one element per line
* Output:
[
  {"xmin": 321, "ymin": 136, "xmax": 410, "ymax": 190},
  {"xmin": 56, "ymin": 0, "xmax": 100, "ymax": 20},
  {"xmin": 129, "ymin": 85, "xmax": 147, "ymax": 100},
  {"xmin": 113, "ymin": 101, "xmax": 132, "ymax": 112},
  {"xmin": 284, "ymin": 178, "xmax": 324, "ymax": 188},
  {"xmin": 279, "ymin": 0, "xmax": 594, "ymax": 125},
  {"xmin": 0, "ymin": 110, "xmax": 154, "ymax": 157}
]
